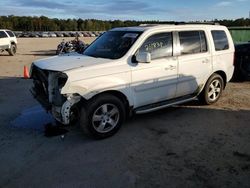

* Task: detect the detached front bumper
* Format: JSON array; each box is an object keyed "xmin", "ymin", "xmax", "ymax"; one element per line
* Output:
[
  {"xmin": 51, "ymin": 95, "xmax": 81, "ymax": 125},
  {"xmin": 30, "ymin": 65, "xmax": 81, "ymax": 125},
  {"xmin": 31, "ymin": 87, "xmax": 81, "ymax": 124}
]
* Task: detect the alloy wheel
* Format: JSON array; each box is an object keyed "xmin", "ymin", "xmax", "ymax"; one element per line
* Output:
[
  {"xmin": 208, "ymin": 79, "xmax": 222, "ymax": 101},
  {"xmin": 92, "ymin": 103, "xmax": 120, "ymax": 133}
]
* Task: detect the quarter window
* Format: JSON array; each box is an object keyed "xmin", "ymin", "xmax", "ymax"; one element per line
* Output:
[
  {"xmin": 0, "ymin": 31, "xmax": 8, "ymax": 38},
  {"xmin": 179, "ymin": 31, "xmax": 207, "ymax": 55},
  {"xmin": 211, "ymin": 30, "xmax": 229, "ymax": 51},
  {"xmin": 138, "ymin": 32, "xmax": 173, "ymax": 60}
]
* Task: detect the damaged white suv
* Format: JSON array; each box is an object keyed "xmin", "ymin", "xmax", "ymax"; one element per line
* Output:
[{"xmin": 30, "ymin": 24, "xmax": 234, "ymax": 138}]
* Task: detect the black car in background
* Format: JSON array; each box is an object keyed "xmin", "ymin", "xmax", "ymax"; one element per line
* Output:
[{"xmin": 233, "ymin": 42, "xmax": 250, "ymax": 81}]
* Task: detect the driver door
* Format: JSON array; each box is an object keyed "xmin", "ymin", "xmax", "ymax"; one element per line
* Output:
[{"xmin": 131, "ymin": 32, "xmax": 178, "ymax": 108}]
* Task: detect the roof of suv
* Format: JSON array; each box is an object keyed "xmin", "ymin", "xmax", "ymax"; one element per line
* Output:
[{"xmin": 111, "ymin": 24, "xmax": 227, "ymax": 32}]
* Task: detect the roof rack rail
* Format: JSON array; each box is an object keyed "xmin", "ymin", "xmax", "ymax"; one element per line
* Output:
[
  {"xmin": 139, "ymin": 24, "xmax": 163, "ymax": 27},
  {"xmin": 139, "ymin": 22, "xmax": 220, "ymax": 27},
  {"xmin": 174, "ymin": 22, "xmax": 220, "ymax": 25}
]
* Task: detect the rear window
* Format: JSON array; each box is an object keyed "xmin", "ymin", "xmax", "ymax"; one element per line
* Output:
[
  {"xmin": 6, "ymin": 31, "xmax": 15, "ymax": 37},
  {"xmin": 0, "ymin": 31, "xmax": 8, "ymax": 38},
  {"xmin": 211, "ymin": 30, "xmax": 229, "ymax": 51},
  {"xmin": 179, "ymin": 31, "xmax": 207, "ymax": 55}
]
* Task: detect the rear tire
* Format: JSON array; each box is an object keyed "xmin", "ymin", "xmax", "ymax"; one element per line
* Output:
[
  {"xmin": 8, "ymin": 44, "xmax": 17, "ymax": 56},
  {"xmin": 199, "ymin": 73, "xmax": 224, "ymax": 105},
  {"xmin": 80, "ymin": 94, "xmax": 126, "ymax": 139}
]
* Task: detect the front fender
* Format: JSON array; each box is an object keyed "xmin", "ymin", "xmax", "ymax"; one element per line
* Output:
[{"xmin": 61, "ymin": 75, "xmax": 133, "ymax": 106}]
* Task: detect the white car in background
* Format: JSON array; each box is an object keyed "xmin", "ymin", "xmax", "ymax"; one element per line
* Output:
[
  {"xmin": 0, "ymin": 29, "xmax": 17, "ymax": 56},
  {"xmin": 30, "ymin": 24, "xmax": 235, "ymax": 139}
]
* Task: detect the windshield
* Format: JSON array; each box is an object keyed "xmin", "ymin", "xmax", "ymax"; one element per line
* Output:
[{"xmin": 83, "ymin": 31, "xmax": 142, "ymax": 59}]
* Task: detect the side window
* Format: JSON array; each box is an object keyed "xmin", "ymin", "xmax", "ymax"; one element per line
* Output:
[
  {"xmin": 179, "ymin": 31, "xmax": 207, "ymax": 55},
  {"xmin": 6, "ymin": 31, "xmax": 15, "ymax": 37},
  {"xmin": 138, "ymin": 32, "xmax": 173, "ymax": 60},
  {"xmin": 211, "ymin": 30, "xmax": 229, "ymax": 51},
  {"xmin": 0, "ymin": 31, "xmax": 8, "ymax": 38}
]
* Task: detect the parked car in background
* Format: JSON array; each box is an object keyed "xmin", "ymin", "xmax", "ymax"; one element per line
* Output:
[
  {"xmin": 49, "ymin": 32, "xmax": 57, "ymax": 37},
  {"xmin": 77, "ymin": 32, "xmax": 83, "ymax": 37},
  {"xmin": 63, "ymin": 32, "xmax": 71, "ymax": 37},
  {"xmin": 41, "ymin": 32, "xmax": 49, "ymax": 38},
  {"xmin": 69, "ymin": 32, "xmax": 76, "ymax": 37},
  {"xmin": 233, "ymin": 42, "xmax": 250, "ymax": 81},
  {"xmin": 20, "ymin": 32, "xmax": 30, "ymax": 38},
  {"xmin": 0, "ymin": 29, "xmax": 17, "ymax": 56},
  {"xmin": 83, "ymin": 32, "xmax": 90, "ymax": 37},
  {"xmin": 29, "ymin": 33, "xmax": 39, "ymax": 38},
  {"xmin": 14, "ymin": 31, "xmax": 22, "ymax": 37},
  {"xmin": 55, "ymin": 32, "xmax": 64, "ymax": 37}
]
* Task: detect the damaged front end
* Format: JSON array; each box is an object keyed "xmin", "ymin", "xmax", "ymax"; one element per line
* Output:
[{"xmin": 30, "ymin": 65, "xmax": 81, "ymax": 124}]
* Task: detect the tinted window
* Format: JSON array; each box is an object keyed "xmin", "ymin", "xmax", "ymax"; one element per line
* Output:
[
  {"xmin": 83, "ymin": 31, "xmax": 141, "ymax": 59},
  {"xmin": 0, "ymin": 31, "xmax": 8, "ymax": 38},
  {"xmin": 211, "ymin": 30, "xmax": 229, "ymax": 51},
  {"xmin": 179, "ymin": 31, "xmax": 207, "ymax": 55},
  {"xmin": 6, "ymin": 31, "xmax": 15, "ymax": 37},
  {"xmin": 138, "ymin": 32, "xmax": 173, "ymax": 60}
]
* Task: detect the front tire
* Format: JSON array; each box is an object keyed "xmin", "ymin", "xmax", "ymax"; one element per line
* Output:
[
  {"xmin": 8, "ymin": 44, "xmax": 17, "ymax": 56},
  {"xmin": 80, "ymin": 94, "xmax": 126, "ymax": 139},
  {"xmin": 199, "ymin": 73, "xmax": 224, "ymax": 105}
]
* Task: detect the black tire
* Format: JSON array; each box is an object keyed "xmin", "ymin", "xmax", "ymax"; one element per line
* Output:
[
  {"xmin": 80, "ymin": 94, "xmax": 126, "ymax": 139},
  {"xmin": 8, "ymin": 44, "xmax": 17, "ymax": 56},
  {"xmin": 199, "ymin": 73, "xmax": 224, "ymax": 105}
]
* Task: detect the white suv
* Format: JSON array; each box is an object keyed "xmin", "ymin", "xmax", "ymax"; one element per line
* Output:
[
  {"xmin": 30, "ymin": 24, "xmax": 235, "ymax": 138},
  {"xmin": 0, "ymin": 29, "xmax": 17, "ymax": 56}
]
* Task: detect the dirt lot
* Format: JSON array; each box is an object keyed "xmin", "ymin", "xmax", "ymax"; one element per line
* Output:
[{"xmin": 0, "ymin": 38, "xmax": 250, "ymax": 188}]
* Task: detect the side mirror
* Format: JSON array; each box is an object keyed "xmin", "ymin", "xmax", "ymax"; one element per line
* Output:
[{"xmin": 136, "ymin": 52, "xmax": 151, "ymax": 63}]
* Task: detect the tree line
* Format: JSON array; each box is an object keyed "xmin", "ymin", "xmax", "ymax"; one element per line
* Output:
[{"xmin": 0, "ymin": 15, "xmax": 250, "ymax": 31}]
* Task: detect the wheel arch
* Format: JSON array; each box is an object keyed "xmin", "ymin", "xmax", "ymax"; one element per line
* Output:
[
  {"xmin": 198, "ymin": 71, "xmax": 226, "ymax": 104},
  {"xmin": 214, "ymin": 70, "xmax": 227, "ymax": 88},
  {"xmin": 80, "ymin": 90, "xmax": 132, "ymax": 116},
  {"xmin": 10, "ymin": 41, "xmax": 16, "ymax": 45}
]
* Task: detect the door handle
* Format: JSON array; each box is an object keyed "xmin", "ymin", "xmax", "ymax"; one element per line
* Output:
[
  {"xmin": 165, "ymin": 65, "xmax": 176, "ymax": 71},
  {"xmin": 202, "ymin": 59, "xmax": 209, "ymax": 64}
]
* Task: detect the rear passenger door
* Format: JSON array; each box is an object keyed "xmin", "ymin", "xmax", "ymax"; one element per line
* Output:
[
  {"xmin": 211, "ymin": 30, "xmax": 234, "ymax": 79},
  {"xmin": 176, "ymin": 30, "xmax": 212, "ymax": 97}
]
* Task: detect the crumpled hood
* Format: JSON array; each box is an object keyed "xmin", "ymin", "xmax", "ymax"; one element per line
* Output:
[{"xmin": 33, "ymin": 53, "xmax": 111, "ymax": 72}]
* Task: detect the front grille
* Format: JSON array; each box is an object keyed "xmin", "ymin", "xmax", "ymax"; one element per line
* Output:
[
  {"xmin": 31, "ymin": 65, "xmax": 68, "ymax": 111},
  {"xmin": 30, "ymin": 65, "xmax": 51, "ymax": 110}
]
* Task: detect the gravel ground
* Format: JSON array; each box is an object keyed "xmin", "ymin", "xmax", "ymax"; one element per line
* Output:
[{"xmin": 0, "ymin": 38, "xmax": 249, "ymax": 188}]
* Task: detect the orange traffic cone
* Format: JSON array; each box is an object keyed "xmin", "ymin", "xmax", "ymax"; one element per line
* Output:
[{"xmin": 23, "ymin": 66, "xmax": 30, "ymax": 79}]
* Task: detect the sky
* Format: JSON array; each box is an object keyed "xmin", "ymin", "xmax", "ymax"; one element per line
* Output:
[{"xmin": 0, "ymin": 0, "xmax": 250, "ymax": 21}]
